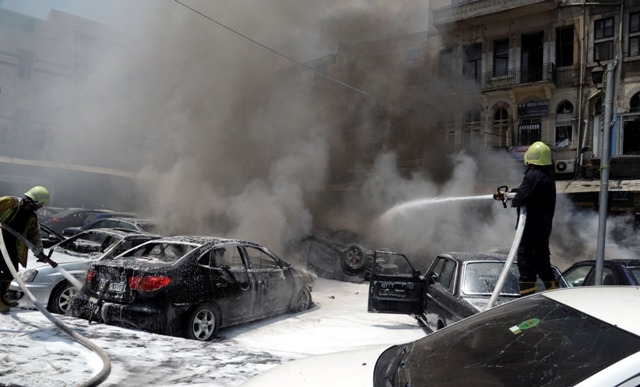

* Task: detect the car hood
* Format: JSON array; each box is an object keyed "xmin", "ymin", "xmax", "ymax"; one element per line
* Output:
[
  {"xmin": 242, "ymin": 345, "xmax": 388, "ymax": 387},
  {"xmin": 22, "ymin": 250, "xmax": 100, "ymax": 270}
]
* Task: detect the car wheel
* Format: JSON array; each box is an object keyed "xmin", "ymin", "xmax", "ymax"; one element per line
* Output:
[
  {"xmin": 48, "ymin": 282, "xmax": 78, "ymax": 315},
  {"xmin": 340, "ymin": 245, "xmax": 366, "ymax": 272},
  {"xmin": 291, "ymin": 287, "xmax": 312, "ymax": 313},
  {"xmin": 186, "ymin": 303, "xmax": 220, "ymax": 341}
]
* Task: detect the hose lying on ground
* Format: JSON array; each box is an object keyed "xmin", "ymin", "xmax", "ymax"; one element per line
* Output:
[{"xmin": 0, "ymin": 224, "xmax": 111, "ymax": 387}]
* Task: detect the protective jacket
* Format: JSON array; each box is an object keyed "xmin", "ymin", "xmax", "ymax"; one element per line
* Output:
[
  {"xmin": 0, "ymin": 196, "xmax": 43, "ymax": 268},
  {"xmin": 511, "ymin": 166, "xmax": 556, "ymax": 239}
]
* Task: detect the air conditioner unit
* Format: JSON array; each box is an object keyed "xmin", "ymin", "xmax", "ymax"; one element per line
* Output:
[{"xmin": 554, "ymin": 160, "xmax": 575, "ymax": 174}]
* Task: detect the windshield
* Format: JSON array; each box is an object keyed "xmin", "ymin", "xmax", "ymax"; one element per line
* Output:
[
  {"xmin": 629, "ymin": 266, "xmax": 640, "ymax": 283},
  {"xmin": 116, "ymin": 241, "xmax": 197, "ymax": 264},
  {"xmin": 462, "ymin": 262, "xmax": 520, "ymax": 295},
  {"xmin": 376, "ymin": 295, "xmax": 640, "ymax": 386}
]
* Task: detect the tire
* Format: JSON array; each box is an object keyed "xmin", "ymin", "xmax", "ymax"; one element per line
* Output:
[
  {"xmin": 186, "ymin": 303, "xmax": 220, "ymax": 341},
  {"xmin": 48, "ymin": 282, "xmax": 77, "ymax": 315},
  {"xmin": 340, "ymin": 245, "xmax": 366, "ymax": 272},
  {"xmin": 291, "ymin": 287, "xmax": 312, "ymax": 313}
]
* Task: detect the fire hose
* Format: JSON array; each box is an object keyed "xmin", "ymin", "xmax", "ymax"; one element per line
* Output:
[
  {"xmin": 486, "ymin": 186, "xmax": 526, "ymax": 310},
  {"xmin": 0, "ymin": 222, "xmax": 111, "ymax": 387}
]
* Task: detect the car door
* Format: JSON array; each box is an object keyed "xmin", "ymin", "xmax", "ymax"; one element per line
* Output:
[
  {"xmin": 368, "ymin": 253, "xmax": 423, "ymax": 315},
  {"xmin": 424, "ymin": 256, "xmax": 461, "ymax": 330},
  {"xmin": 243, "ymin": 245, "xmax": 291, "ymax": 316},
  {"xmin": 208, "ymin": 244, "xmax": 258, "ymax": 324}
]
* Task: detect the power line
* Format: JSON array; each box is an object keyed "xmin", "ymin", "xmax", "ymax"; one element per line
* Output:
[{"xmin": 173, "ymin": 0, "xmax": 384, "ymax": 102}]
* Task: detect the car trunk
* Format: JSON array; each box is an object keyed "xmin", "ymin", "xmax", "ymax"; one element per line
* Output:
[{"xmin": 88, "ymin": 259, "xmax": 169, "ymax": 304}]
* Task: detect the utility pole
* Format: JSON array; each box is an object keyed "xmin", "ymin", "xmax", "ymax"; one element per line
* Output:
[{"xmin": 594, "ymin": 61, "xmax": 616, "ymax": 285}]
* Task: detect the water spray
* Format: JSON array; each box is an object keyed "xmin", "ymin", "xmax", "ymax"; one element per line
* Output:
[
  {"xmin": 486, "ymin": 186, "xmax": 525, "ymax": 310},
  {"xmin": 380, "ymin": 194, "xmax": 495, "ymax": 222}
]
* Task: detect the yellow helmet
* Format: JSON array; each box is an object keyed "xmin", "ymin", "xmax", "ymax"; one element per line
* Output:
[
  {"xmin": 24, "ymin": 186, "xmax": 50, "ymax": 205},
  {"xmin": 524, "ymin": 141, "xmax": 552, "ymax": 166}
]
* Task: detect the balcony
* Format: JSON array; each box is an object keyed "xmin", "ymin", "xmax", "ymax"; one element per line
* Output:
[
  {"xmin": 481, "ymin": 63, "xmax": 556, "ymax": 91},
  {"xmin": 433, "ymin": 0, "xmax": 559, "ymax": 30}
]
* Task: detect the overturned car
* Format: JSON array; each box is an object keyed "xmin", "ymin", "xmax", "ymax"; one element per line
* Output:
[{"xmin": 294, "ymin": 229, "xmax": 400, "ymax": 282}]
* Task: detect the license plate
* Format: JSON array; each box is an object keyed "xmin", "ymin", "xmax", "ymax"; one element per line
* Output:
[{"xmin": 109, "ymin": 282, "xmax": 125, "ymax": 293}]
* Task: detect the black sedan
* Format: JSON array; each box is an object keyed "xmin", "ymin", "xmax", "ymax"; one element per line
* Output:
[
  {"xmin": 71, "ymin": 236, "xmax": 315, "ymax": 341},
  {"xmin": 294, "ymin": 229, "xmax": 399, "ymax": 282},
  {"xmin": 562, "ymin": 259, "xmax": 640, "ymax": 286},
  {"xmin": 368, "ymin": 251, "xmax": 565, "ymax": 333}
]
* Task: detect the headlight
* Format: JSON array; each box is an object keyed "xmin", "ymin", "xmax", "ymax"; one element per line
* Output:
[{"xmin": 19, "ymin": 269, "xmax": 38, "ymax": 283}]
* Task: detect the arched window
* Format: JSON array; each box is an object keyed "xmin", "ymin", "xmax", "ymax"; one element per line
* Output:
[
  {"xmin": 631, "ymin": 92, "xmax": 640, "ymax": 112},
  {"xmin": 555, "ymin": 100, "xmax": 574, "ymax": 147},
  {"xmin": 492, "ymin": 108, "xmax": 509, "ymax": 148}
]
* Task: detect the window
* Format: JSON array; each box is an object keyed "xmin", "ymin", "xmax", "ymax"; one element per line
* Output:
[
  {"xmin": 556, "ymin": 100, "xmax": 574, "ymax": 147},
  {"xmin": 18, "ymin": 49, "xmax": 34, "ymax": 79},
  {"xmin": 439, "ymin": 49, "xmax": 453, "ymax": 79},
  {"xmin": 631, "ymin": 92, "xmax": 640, "ymax": 112},
  {"xmin": 493, "ymin": 39, "xmax": 509, "ymax": 77},
  {"xmin": 556, "ymin": 26, "xmax": 574, "ymax": 66},
  {"xmin": 594, "ymin": 17, "xmax": 614, "ymax": 61},
  {"xmin": 245, "ymin": 247, "xmax": 279, "ymax": 269},
  {"xmin": 630, "ymin": 12, "xmax": 640, "ymax": 57},
  {"xmin": 518, "ymin": 119, "xmax": 541, "ymax": 145},
  {"xmin": 492, "ymin": 108, "xmax": 509, "ymax": 148},
  {"xmin": 463, "ymin": 110, "xmax": 481, "ymax": 148},
  {"xmin": 463, "ymin": 43, "xmax": 482, "ymax": 83}
]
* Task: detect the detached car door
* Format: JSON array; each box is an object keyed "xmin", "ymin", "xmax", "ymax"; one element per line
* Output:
[{"xmin": 368, "ymin": 253, "xmax": 423, "ymax": 315}]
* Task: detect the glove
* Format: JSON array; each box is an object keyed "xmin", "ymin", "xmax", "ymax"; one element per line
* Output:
[{"xmin": 34, "ymin": 249, "xmax": 48, "ymax": 263}]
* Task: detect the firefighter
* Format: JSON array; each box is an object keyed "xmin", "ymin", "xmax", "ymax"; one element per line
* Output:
[
  {"xmin": 511, "ymin": 142, "xmax": 558, "ymax": 296},
  {"xmin": 0, "ymin": 186, "xmax": 50, "ymax": 313}
]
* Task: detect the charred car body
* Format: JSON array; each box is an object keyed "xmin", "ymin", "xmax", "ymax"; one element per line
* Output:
[
  {"xmin": 368, "ymin": 251, "xmax": 565, "ymax": 333},
  {"xmin": 9, "ymin": 229, "xmax": 160, "ymax": 314},
  {"xmin": 71, "ymin": 236, "xmax": 315, "ymax": 341},
  {"xmin": 295, "ymin": 229, "xmax": 399, "ymax": 282}
]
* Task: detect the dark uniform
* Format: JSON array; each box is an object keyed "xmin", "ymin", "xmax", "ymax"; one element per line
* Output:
[{"xmin": 511, "ymin": 165, "xmax": 557, "ymax": 296}]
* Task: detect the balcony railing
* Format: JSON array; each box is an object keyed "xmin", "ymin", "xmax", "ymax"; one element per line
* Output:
[{"xmin": 480, "ymin": 63, "xmax": 556, "ymax": 91}]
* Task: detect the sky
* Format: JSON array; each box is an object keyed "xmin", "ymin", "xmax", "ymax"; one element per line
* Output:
[{"xmin": 0, "ymin": 278, "xmax": 426, "ymax": 387}]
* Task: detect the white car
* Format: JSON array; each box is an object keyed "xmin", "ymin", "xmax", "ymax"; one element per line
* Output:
[
  {"xmin": 243, "ymin": 286, "xmax": 640, "ymax": 386},
  {"xmin": 8, "ymin": 229, "xmax": 160, "ymax": 314}
]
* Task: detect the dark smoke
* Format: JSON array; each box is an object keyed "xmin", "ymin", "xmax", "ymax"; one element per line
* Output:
[{"xmin": 35, "ymin": 0, "xmax": 638, "ymax": 266}]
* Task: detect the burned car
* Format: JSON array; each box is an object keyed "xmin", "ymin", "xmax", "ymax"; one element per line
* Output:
[
  {"xmin": 368, "ymin": 251, "xmax": 565, "ymax": 333},
  {"xmin": 71, "ymin": 236, "xmax": 315, "ymax": 341},
  {"xmin": 9, "ymin": 229, "xmax": 160, "ymax": 314},
  {"xmin": 295, "ymin": 229, "xmax": 399, "ymax": 282}
]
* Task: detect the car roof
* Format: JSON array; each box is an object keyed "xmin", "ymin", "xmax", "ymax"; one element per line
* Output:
[
  {"xmin": 542, "ymin": 286, "xmax": 640, "ymax": 336},
  {"xmin": 438, "ymin": 252, "xmax": 509, "ymax": 262},
  {"xmin": 75, "ymin": 228, "xmax": 156, "ymax": 238},
  {"xmin": 50, "ymin": 208, "xmax": 114, "ymax": 217},
  {"xmin": 566, "ymin": 259, "xmax": 640, "ymax": 266}
]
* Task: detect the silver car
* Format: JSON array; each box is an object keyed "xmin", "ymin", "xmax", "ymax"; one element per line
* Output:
[{"xmin": 8, "ymin": 228, "xmax": 160, "ymax": 314}]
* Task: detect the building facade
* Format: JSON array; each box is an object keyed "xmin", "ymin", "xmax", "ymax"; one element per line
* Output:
[{"xmin": 429, "ymin": 0, "xmax": 640, "ymax": 179}]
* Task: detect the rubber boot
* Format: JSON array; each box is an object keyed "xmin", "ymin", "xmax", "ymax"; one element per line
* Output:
[
  {"xmin": 1, "ymin": 280, "xmax": 18, "ymax": 307},
  {"xmin": 0, "ymin": 297, "xmax": 9, "ymax": 314},
  {"xmin": 543, "ymin": 280, "xmax": 559, "ymax": 290},
  {"xmin": 518, "ymin": 281, "xmax": 537, "ymax": 297}
]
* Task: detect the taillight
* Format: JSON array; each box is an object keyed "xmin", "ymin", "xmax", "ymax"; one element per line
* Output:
[
  {"xmin": 86, "ymin": 268, "xmax": 95, "ymax": 283},
  {"xmin": 128, "ymin": 276, "xmax": 171, "ymax": 292}
]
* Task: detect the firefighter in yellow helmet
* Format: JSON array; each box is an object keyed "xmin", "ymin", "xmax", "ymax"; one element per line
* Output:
[
  {"xmin": 511, "ymin": 142, "xmax": 558, "ymax": 296},
  {"xmin": 0, "ymin": 186, "xmax": 50, "ymax": 313}
]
